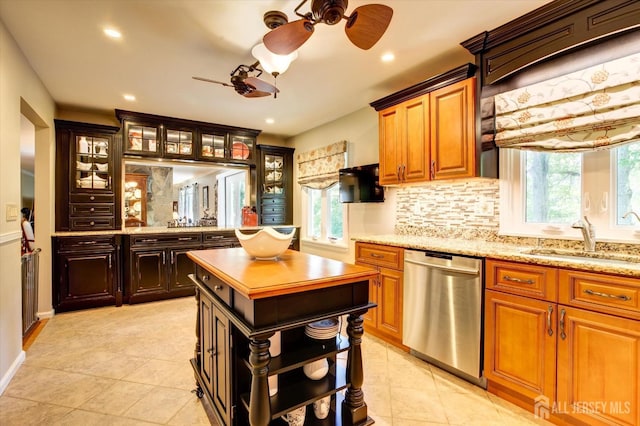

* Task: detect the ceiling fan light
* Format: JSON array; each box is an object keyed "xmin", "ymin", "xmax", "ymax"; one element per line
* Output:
[{"xmin": 252, "ymin": 43, "xmax": 298, "ymax": 75}]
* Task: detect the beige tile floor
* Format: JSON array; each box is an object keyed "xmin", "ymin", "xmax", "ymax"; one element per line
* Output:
[{"xmin": 1, "ymin": 297, "xmax": 550, "ymax": 425}]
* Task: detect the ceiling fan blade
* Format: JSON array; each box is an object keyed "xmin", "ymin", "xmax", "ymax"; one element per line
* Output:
[
  {"xmin": 263, "ymin": 19, "xmax": 314, "ymax": 55},
  {"xmin": 192, "ymin": 76, "xmax": 232, "ymax": 87},
  {"xmin": 344, "ymin": 4, "xmax": 393, "ymax": 50},
  {"xmin": 243, "ymin": 90, "xmax": 273, "ymax": 98},
  {"xmin": 245, "ymin": 76, "xmax": 280, "ymax": 94}
]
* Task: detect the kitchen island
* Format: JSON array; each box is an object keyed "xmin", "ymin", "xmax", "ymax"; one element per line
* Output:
[{"xmin": 187, "ymin": 247, "xmax": 378, "ymax": 426}]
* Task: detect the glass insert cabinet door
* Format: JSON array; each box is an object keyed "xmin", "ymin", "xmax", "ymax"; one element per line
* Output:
[
  {"xmin": 126, "ymin": 125, "xmax": 159, "ymax": 155},
  {"xmin": 74, "ymin": 135, "xmax": 111, "ymax": 190},
  {"xmin": 230, "ymin": 135, "xmax": 254, "ymax": 162},
  {"xmin": 263, "ymin": 154, "xmax": 284, "ymax": 195},
  {"xmin": 200, "ymin": 132, "xmax": 226, "ymax": 159},
  {"xmin": 165, "ymin": 129, "xmax": 193, "ymax": 157}
]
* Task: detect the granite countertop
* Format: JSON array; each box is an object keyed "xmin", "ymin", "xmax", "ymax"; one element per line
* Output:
[
  {"xmin": 54, "ymin": 225, "xmax": 298, "ymax": 237},
  {"xmin": 353, "ymin": 234, "xmax": 640, "ymax": 278}
]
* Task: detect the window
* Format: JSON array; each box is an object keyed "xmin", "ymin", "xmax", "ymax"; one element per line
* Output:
[
  {"xmin": 500, "ymin": 141, "xmax": 640, "ymax": 241},
  {"xmin": 303, "ymin": 184, "xmax": 347, "ymax": 245}
]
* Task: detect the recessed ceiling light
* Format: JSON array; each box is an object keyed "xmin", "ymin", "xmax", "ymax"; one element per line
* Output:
[
  {"xmin": 123, "ymin": 94, "xmax": 136, "ymax": 101},
  {"xmin": 104, "ymin": 28, "xmax": 122, "ymax": 39},
  {"xmin": 381, "ymin": 52, "xmax": 395, "ymax": 63},
  {"xmin": 265, "ymin": 118, "xmax": 275, "ymax": 124}
]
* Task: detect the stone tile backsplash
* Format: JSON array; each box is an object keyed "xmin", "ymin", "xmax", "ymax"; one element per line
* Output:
[
  {"xmin": 393, "ymin": 177, "xmax": 638, "ymax": 253},
  {"xmin": 395, "ymin": 178, "xmax": 500, "ymax": 230}
]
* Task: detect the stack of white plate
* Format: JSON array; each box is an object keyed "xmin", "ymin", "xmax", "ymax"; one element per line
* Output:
[{"xmin": 304, "ymin": 318, "xmax": 339, "ymax": 340}]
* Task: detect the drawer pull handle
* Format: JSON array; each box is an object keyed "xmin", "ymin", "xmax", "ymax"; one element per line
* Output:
[
  {"xmin": 214, "ymin": 285, "xmax": 223, "ymax": 291},
  {"xmin": 140, "ymin": 238, "xmax": 158, "ymax": 243},
  {"xmin": 546, "ymin": 305, "xmax": 553, "ymax": 337},
  {"xmin": 503, "ymin": 275, "xmax": 534, "ymax": 285},
  {"xmin": 370, "ymin": 253, "xmax": 384, "ymax": 258},
  {"xmin": 207, "ymin": 347, "xmax": 217, "ymax": 355},
  {"xmin": 559, "ymin": 308, "xmax": 566, "ymax": 340},
  {"xmin": 178, "ymin": 237, "xmax": 193, "ymax": 241},
  {"xmin": 78, "ymin": 241, "xmax": 97, "ymax": 245},
  {"xmin": 583, "ymin": 289, "xmax": 631, "ymax": 301},
  {"xmin": 202, "ymin": 275, "xmax": 210, "ymax": 282}
]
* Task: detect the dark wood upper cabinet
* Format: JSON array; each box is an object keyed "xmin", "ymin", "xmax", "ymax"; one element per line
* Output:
[
  {"xmin": 256, "ymin": 145, "xmax": 294, "ymax": 226},
  {"xmin": 461, "ymin": 0, "xmax": 640, "ymax": 87},
  {"xmin": 116, "ymin": 109, "xmax": 260, "ymax": 165},
  {"xmin": 55, "ymin": 119, "xmax": 122, "ymax": 232}
]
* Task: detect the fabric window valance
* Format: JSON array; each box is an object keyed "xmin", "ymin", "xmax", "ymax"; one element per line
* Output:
[
  {"xmin": 296, "ymin": 141, "xmax": 347, "ymax": 189},
  {"xmin": 494, "ymin": 52, "xmax": 640, "ymax": 151}
]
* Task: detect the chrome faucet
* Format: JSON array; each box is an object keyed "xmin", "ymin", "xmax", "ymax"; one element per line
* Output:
[
  {"xmin": 623, "ymin": 210, "xmax": 640, "ymax": 223},
  {"xmin": 571, "ymin": 216, "xmax": 596, "ymax": 252}
]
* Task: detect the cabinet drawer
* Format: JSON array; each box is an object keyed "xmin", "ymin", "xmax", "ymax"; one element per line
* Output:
[
  {"xmin": 261, "ymin": 214, "xmax": 285, "ymax": 224},
  {"xmin": 486, "ymin": 259, "xmax": 558, "ymax": 301},
  {"xmin": 261, "ymin": 197, "xmax": 285, "ymax": 205},
  {"xmin": 130, "ymin": 233, "xmax": 202, "ymax": 247},
  {"xmin": 56, "ymin": 235, "xmax": 116, "ymax": 251},
  {"xmin": 69, "ymin": 217, "xmax": 115, "ymax": 230},
  {"xmin": 261, "ymin": 205, "xmax": 285, "ymax": 215},
  {"xmin": 70, "ymin": 193, "xmax": 114, "ymax": 203},
  {"xmin": 70, "ymin": 203, "xmax": 114, "ymax": 216},
  {"xmin": 196, "ymin": 265, "xmax": 232, "ymax": 306},
  {"xmin": 355, "ymin": 242, "xmax": 403, "ymax": 270},
  {"xmin": 203, "ymin": 233, "xmax": 238, "ymax": 248},
  {"xmin": 559, "ymin": 269, "xmax": 640, "ymax": 320}
]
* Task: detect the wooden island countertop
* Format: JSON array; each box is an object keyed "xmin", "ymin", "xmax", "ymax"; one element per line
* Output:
[{"xmin": 187, "ymin": 247, "xmax": 377, "ymax": 300}]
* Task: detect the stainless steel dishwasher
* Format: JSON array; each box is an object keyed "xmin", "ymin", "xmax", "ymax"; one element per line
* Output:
[{"xmin": 403, "ymin": 249, "xmax": 485, "ymax": 387}]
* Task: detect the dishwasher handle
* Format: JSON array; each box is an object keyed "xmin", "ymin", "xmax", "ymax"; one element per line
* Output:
[{"xmin": 404, "ymin": 258, "xmax": 479, "ymax": 275}]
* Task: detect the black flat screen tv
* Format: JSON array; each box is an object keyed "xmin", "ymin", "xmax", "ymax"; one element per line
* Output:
[{"xmin": 339, "ymin": 164, "xmax": 384, "ymax": 203}]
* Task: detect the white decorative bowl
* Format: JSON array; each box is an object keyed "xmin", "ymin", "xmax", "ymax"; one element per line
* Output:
[
  {"xmin": 235, "ymin": 227, "xmax": 296, "ymax": 260},
  {"xmin": 303, "ymin": 358, "xmax": 329, "ymax": 380}
]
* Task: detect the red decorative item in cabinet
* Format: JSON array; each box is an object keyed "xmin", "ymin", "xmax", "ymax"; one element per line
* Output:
[{"xmin": 242, "ymin": 206, "xmax": 258, "ymax": 226}]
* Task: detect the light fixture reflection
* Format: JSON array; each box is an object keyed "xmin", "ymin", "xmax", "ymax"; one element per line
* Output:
[{"xmin": 251, "ymin": 43, "xmax": 298, "ymax": 77}]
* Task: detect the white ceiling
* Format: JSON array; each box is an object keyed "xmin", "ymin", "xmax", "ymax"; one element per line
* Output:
[{"xmin": 0, "ymin": 0, "xmax": 550, "ymax": 138}]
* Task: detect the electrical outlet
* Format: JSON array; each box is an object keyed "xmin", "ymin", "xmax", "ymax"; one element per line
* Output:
[{"xmin": 475, "ymin": 200, "xmax": 494, "ymax": 217}]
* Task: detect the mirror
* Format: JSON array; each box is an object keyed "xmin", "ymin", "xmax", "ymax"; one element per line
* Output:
[{"xmin": 124, "ymin": 159, "xmax": 250, "ymax": 227}]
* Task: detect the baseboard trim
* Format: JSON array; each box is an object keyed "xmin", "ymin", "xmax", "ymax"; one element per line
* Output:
[
  {"xmin": 37, "ymin": 309, "xmax": 55, "ymax": 319},
  {"xmin": 0, "ymin": 350, "xmax": 25, "ymax": 395}
]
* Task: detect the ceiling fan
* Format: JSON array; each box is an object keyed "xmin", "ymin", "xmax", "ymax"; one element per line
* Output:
[
  {"xmin": 193, "ymin": 62, "xmax": 279, "ymax": 98},
  {"xmin": 262, "ymin": 0, "xmax": 393, "ymax": 55}
]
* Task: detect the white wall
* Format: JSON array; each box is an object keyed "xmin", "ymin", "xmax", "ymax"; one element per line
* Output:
[
  {"xmin": 288, "ymin": 107, "xmax": 396, "ymax": 262},
  {"xmin": 0, "ymin": 19, "xmax": 56, "ymax": 393}
]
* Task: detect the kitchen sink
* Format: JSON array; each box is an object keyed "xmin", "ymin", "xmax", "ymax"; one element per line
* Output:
[{"xmin": 520, "ymin": 248, "xmax": 640, "ymax": 266}]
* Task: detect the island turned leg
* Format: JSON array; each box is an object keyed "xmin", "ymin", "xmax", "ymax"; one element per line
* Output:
[
  {"xmin": 248, "ymin": 335, "xmax": 271, "ymax": 426},
  {"xmin": 343, "ymin": 312, "xmax": 370, "ymax": 425}
]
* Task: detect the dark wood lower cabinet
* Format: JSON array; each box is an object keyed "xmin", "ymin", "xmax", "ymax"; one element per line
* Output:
[
  {"xmin": 198, "ymin": 288, "xmax": 233, "ymax": 424},
  {"xmin": 53, "ymin": 227, "xmax": 300, "ymax": 310},
  {"xmin": 53, "ymin": 235, "xmax": 121, "ymax": 312},
  {"xmin": 124, "ymin": 233, "xmax": 202, "ymax": 304}
]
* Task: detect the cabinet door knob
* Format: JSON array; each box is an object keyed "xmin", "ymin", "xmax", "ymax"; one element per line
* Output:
[
  {"xmin": 207, "ymin": 347, "xmax": 217, "ymax": 355},
  {"xmin": 202, "ymin": 275, "xmax": 210, "ymax": 282},
  {"xmin": 90, "ymin": 196, "xmax": 95, "ymax": 201},
  {"xmin": 90, "ymin": 208, "xmax": 95, "ymax": 212},
  {"xmin": 90, "ymin": 221, "xmax": 95, "ymax": 226},
  {"xmin": 214, "ymin": 285, "xmax": 223, "ymax": 291}
]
